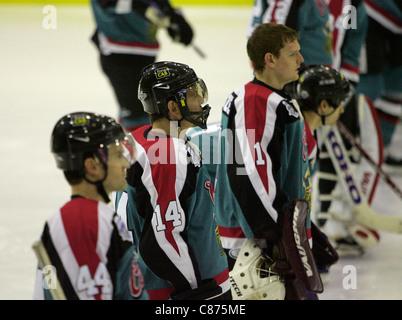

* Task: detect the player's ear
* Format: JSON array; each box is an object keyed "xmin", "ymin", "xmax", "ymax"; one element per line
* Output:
[
  {"xmin": 318, "ymin": 100, "xmax": 329, "ymax": 113},
  {"xmin": 167, "ymin": 100, "xmax": 182, "ymax": 120},
  {"xmin": 264, "ymin": 52, "xmax": 276, "ymax": 68},
  {"xmin": 83, "ymin": 156, "xmax": 101, "ymax": 177}
]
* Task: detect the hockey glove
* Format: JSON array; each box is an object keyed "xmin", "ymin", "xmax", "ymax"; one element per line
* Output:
[
  {"xmin": 167, "ymin": 11, "xmax": 194, "ymax": 46},
  {"xmin": 311, "ymin": 222, "xmax": 339, "ymax": 273}
]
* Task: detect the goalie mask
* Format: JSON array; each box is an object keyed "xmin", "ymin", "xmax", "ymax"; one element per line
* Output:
[
  {"xmin": 229, "ymin": 238, "xmax": 285, "ymax": 300},
  {"xmin": 138, "ymin": 61, "xmax": 211, "ymax": 129},
  {"xmin": 51, "ymin": 112, "xmax": 135, "ymax": 202}
]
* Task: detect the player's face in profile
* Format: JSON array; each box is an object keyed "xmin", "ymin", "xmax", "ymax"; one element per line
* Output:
[
  {"xmin": 324, "ymin": 103, "xmax": 345, "ymax": 125},
  {"xmin": 104, "ymin": 144, "xmax": 131, "ymax": 193},
  {"xmin": 275, "ymin": 39, "xmax": 304, "ymax": 86}
]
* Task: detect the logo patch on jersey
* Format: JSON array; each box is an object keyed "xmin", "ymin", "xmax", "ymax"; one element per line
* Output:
[
  {"xmin": 303, "ymin": 168, "xmax": 312, "ymax": 214},
  {"xmin": 113, "ymin": 215, "xmax": 133, "ymax": 242},
  {"xmin": 315, "ymin": 0, "xmax": 326, "ymax": 15},
  {"xmin": 204, "ymin": 180, "xmax": 215, "ymax": 203},
  {"xmin": 283, "ymin": 100, "xmax": 299, "ymax": 118},
  {"xmin": 186, "ymin": 141, "xmax": 201, "ymax": 167},
  {"xmin": 130, "ymin": 253, "xmax": 145, "ymax": 298}
]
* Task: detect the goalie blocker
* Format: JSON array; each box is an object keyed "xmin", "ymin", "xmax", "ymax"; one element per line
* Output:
[{"xmin": 276, "ymin": 200, "xmax": 338, "ymax": 299}]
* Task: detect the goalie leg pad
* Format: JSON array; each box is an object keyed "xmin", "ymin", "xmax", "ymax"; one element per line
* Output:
[
  {"xmin": 281, "ymin": 200, "xmax": 323, "ymax": 293},
  {"xmin": 347, "ymin": 220, "xmax": 380, "ymax": 248}
]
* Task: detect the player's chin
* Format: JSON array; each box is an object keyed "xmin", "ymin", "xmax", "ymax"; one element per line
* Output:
[{"xmin": 118, "ymin": 179, "xmax": 128, "ymax": 191}]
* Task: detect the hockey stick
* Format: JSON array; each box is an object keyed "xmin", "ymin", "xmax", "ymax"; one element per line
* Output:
[
  {"xmin": 337, "ymin": 120, "xmax": 402, "ymax": 200},
  {"xmin": 323, "ymin": 126, "xmax": 402, "ymax": 234},
  {"xmin": 32, "ymin": 240, "xmax": 66, "ymax": 300}
]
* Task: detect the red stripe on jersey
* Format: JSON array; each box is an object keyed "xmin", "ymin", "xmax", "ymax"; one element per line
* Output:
[
  {"xmin": 218, "ymin": 226, "xmax": 246, "ymax": 239},
  {"xmin": 329, "ymin": 0, "xmax": 344, "ymax": 52},
  {"xmin": 365, "ymin": 0, "xmax": 402, "ymax": 27},
  {"xmin": 154, "ymin": 138, "xmax": 180, "ymax": 255},
  {"xmin": 304, "ymin": 120, "xmax": 316, "ymax": 160},
  {"xmin": 134, "ymin": 127, "xmax": 181, "ymax": 255},
  {"xmin": 244, "ymin": 82, "xmax": 270, "ymax": 195},
  {"xmin": 147, "ymin": 286, "xmax": 174, "ymax": 300},
  {"xmin": 270, "ymin": 0, "xmax": 279, "ymax": 23},
  {"xmin": 60, "ymin": 198, "xmax": 102, "ymax": 299},
  {"xmin": 105, "ymin": 37, "xmax": 159, "ymax": 49},
  {"xmin": 341, "ymin": 62, "xmax": 360, "ymax": 75},
  {"xmin": 212, "ymin": 268, "xmax": 230, "ymax": 287}
]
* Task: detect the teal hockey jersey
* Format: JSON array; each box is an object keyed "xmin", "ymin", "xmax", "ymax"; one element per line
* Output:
[
  {"xmin": 248, "ymin": 0, "xmax": 332, "ymax": 66},
  {"xmin": 214, "ymin": 79, "xmax": 312, "ymax": 249},
  {"xmin": 114, "ymin": 125, "xmax": 230, "ymax": 299}
]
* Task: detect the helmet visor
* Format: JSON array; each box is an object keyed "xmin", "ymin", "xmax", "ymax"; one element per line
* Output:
[
  {"xmin": 177, "ymin": 78, "xmax": 210, "ymax": 129},
  {"xmin": 181, "ymin": 78, "xmax": 208, "ymax": 105},
  {"xmin": 104, "ymin": 134, "xmax": 135, "ymax": 166}
]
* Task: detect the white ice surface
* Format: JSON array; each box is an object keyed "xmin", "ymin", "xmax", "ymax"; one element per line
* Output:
[{"xmin": 0, "ymin": 5, "xmax": 400, "ymax": 300}]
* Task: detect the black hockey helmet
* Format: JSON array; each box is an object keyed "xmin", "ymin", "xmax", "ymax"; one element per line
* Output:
[
  {"xmin": 296, "ymin": 65, "xmax": 351, "ymax": 111},
  {"xmin": 138, "ymin": 61, "xmax": 211, "ymax": 129},
  {"xmin": 51, "ymin": 112, "xmax": 134, "ymax": 202},
  {"xmin": 51, "ymin": 112, "xmax": 130, "ymax": 171}
]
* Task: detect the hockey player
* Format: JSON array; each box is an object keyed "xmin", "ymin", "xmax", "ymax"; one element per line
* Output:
[
  {"xmin": 315, "ymin": 0, "xmax": 382, "ymax": 256},
  {"xmin": 356, "ymin": 0, "xmax": 402, "ymax": 166},
  {"xmin": 248, "ymin": 0, "xmax": 383, "ymax": 255},
  {"xmin": 90, "ymin": 0, "xmax": 194, "ymax": 132},
  {"xmin": 33, "ymin": 112, "xmax": 147, "ymax": 300},
  {"xmin": 294, "ymin": 66, "xmax": 381, "ymax": 259},
  {"xmin": 114, "ymin": 61, "xmax": 231, "ymax": 300},
  {"xmin": 213, "ymin": 22, "xmax": 336, "ymax": 300},
  {"xmin": 295, "ymin": 65, "xmax": 349, "ymax": 163}
]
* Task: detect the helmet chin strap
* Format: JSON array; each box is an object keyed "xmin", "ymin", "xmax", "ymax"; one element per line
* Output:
[
  {"xmin": 315, "ymin": 103, "xmax": 338, "ymax": 126},
  {"xmin": 320, "ymin": 114, "xmax": 327, "ymax": 126},
  {"xmin": 167, "ymin": 103, "xmax": 211, "ymax": 130},
  {"xmin": 83, "ymin": 163, "xmax": 110, "ymax": 203},
  {"xmin": 181, "ymin": 104, "xmax": 211, "ymax": 129}
]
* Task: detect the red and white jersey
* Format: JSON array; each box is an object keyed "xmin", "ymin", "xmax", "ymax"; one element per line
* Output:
[
  {"xmin": 33, "ymin": 197, "xmax": 146, "ymax": 300},
  {"xmin": 122, "ymin": 125, "xmax": 230, "ymax": 298}
]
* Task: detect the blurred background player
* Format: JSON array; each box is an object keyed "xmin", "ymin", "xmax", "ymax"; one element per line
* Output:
[
  {"xmin": 315, "ymin": 0, "xmax": 383, "ymax": 255},
  {"xmin": 294, "ymin": 64, "xmax": 352, "ymax": 280},
  {"xmin": 90, "ymin": 0, "xmax": 194, "ymax": 132},
  {"xmin": 355, "ymin": 0, "xmax": 402, "ymax": 168},
  {"xmin": 295, "ymin": 65, "xmax": 350, "ymax": 166},
  {"xmin": 248, "ymin": 0, "xmax": 332, "ymax": 66},
  {"xmin": 33, "ymin": 112, "xmax": 146, "ymax": 300},
  {"xmin": 114, "ymin": 61, "xmax": 231, "ymax": 300}
]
